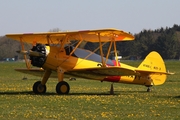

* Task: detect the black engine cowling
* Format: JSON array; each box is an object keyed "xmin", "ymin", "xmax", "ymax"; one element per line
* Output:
[{"xmin": 30, "ymin": 44, "xmax": 47, "ymax": 67}]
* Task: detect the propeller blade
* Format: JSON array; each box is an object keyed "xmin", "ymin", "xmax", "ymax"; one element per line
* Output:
[
  {"xmin": 16, "ymin": 50, "xmax": 28, "ymax": 54},
  {"xmin": 16, "ymin": 50, "xmax": 44, "ymax": 57},
  {"xmin": 29, "ymin": 50, "xmax": 44, "ymax": 57}
]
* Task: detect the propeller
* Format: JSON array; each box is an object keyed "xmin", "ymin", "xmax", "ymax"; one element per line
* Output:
[
  {"xmin": 16, "ymin": 50, "xmax": 44, "ymax": 57},
  {"xmin": 17, "ymin": 43, "xmax": 47, "ymax": 68}
]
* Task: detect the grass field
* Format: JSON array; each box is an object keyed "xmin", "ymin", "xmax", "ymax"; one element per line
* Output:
[{"xmin": 0, "ymin": 61, "xmax": 179, "ymax": 120}]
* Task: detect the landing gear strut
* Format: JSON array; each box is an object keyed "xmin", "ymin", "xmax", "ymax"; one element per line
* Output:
[
  {"xmin": 56, "ymin": 67, "xmax": 70, "ymax": 94},
  {"xmin": 32, "ymin": 68, "xmax": 70, "ymax": 94},
  {"xmin": 110, "ymin": 83, "xmax": 114, "ymax": 95},
  {"xmin": 33, "ymin": 69, "xmax": 51, "ymax": 94}
]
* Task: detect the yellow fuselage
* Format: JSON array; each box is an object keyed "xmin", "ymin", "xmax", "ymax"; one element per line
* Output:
[{"xmin": 42, "ymin": 46, "xmax": 152, "ymax": 86}]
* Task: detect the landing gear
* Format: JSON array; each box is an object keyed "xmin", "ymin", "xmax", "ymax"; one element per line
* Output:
[
  {"xmin": 32, "ymin": 68, "xmax": 70, "ymax": 95},
  {"xmin": 110, "ymin": 83, "xmax": 114, "ymax": 95},
  {"xmin": 56, "ymin": 81, "xmax": 70, "ymax": 94},
  {"xmin": 33, "ymin": 81, "xmax": 47, "ymax": 94},
  {"xmin": 147, "ymin": 87, "xmax": 151, "ymax": 92}
]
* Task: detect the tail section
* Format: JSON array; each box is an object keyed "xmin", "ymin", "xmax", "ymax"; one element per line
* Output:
[{"xmin": 137, "ymin": 51, "xmax": 167, "ymax": 85}]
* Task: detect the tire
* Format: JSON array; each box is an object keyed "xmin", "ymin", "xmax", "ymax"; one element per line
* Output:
[
  {"xmin": 56, "ymin": 81, "xmax": 70, "ymax": 94},
  {"xmin": 33, "ymin": 81, "xmax": 46, "ymax": 94}
]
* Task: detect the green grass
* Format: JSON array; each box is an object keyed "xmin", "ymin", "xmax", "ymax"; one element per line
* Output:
[{"xmin": 0, "ymin": 61, "xmax": 179, "ymax": 120}]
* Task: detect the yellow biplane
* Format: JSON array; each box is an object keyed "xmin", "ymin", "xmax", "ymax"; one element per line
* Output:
[{"xmin": 6, "ymin": 28, "xmax": 173, "ymax": 94}]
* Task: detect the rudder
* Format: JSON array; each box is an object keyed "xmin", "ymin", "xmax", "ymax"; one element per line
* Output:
[{"xmin": 137, "ymin": 51, "xmax": 167, "ymax": 85}]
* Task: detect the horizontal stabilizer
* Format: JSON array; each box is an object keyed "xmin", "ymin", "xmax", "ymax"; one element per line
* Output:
[{"xmin": 136, "ymin": 69, "xmax": 174, "ymax": 75}]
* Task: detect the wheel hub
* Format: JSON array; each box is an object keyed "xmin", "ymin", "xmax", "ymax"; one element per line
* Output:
[
  {"xmin": 60, "ymin": 85, "xmax": 68, "ymax": 93},
  {"xmin": 37, "ymin": 84, "xmax": 45, "ymax": 93}
]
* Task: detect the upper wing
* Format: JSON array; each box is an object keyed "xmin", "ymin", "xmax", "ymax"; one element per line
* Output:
[
  {"xmin": 67, "ymin": 66, "xmax": 138, "ymax": 79},
  {"xmin": 6, "ymin": 28, "xmax": 134, "ymax": 44}
]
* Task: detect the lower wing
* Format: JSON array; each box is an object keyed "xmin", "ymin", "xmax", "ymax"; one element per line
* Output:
[
  {"xmin": 67, "ymin": 67, "xmax": 138, "ymax": 79},
  {"xmin": 15, "ymin": 66, "xmax": 138, "ymax": 80}
]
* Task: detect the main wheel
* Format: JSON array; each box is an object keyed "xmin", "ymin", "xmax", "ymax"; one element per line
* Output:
[
  {"xmin": 56, "ymin": 81, "xmax": 70, "ymax": 94},
  {"xmin": 33, "ymin": 81, "xmax": 46, "ymax": 94}
]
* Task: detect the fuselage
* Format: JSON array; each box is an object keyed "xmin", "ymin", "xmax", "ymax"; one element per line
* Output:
[{"xmin": 29, "ymin": 45, "xmax": 151, "ymax": 86}]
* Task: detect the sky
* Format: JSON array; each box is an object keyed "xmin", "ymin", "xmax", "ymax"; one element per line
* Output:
[{"xmin": 0, "ymin": 0, "xmax": 180, "ymax": 36}]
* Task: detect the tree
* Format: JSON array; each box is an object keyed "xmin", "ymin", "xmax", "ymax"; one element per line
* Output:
[
  {"xmin": 49, "ymin": 28, "xmax": 61, "ymax": 32},
  {"xmin": 153, "ymin": 31, "xmax": 178, "ymax": 59}
]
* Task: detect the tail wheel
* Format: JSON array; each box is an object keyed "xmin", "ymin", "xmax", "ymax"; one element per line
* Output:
[
  {"xmin": 146, "ymin": 85, "xmax": 152, "ymax": 92},
  {"xmin": 33, "ymin": 81, "xmax": 46, "ymax": 94},
  {"xmin": 147, "ymin": 87, "xmax": 151, "ymax": 92},
  {"xmin": 56, "ymin": 81, "xmax": 70, "ymax": 94}
]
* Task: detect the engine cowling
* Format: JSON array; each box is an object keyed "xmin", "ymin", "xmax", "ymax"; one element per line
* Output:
[{"xmin": 30, "ymin": 44, "xmax": 47, "ymax": 67}]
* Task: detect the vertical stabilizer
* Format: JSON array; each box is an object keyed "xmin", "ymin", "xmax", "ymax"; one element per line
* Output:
[{"xmin": 137, "ymin": 51, "xmax": 167, "ymax": 85}]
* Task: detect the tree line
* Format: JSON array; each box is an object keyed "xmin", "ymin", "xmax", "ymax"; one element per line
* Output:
[
  {"xmin": 83, "ymin": 24, "xmax": 180, "ymax": 60},
  {"xmin": 0, "ymin": 36, "xmax": 31, "ymax": 61},
  {"xmin": 0, "ymin": 24, "xmax": 180, "ymax": 60},
  {"xmin": 120, "ymin": 24, "xmax": 180, "ymax": 59}
]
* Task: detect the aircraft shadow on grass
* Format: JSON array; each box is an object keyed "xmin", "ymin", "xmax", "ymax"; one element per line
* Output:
[
  {"xmin": 0, "ymin": 91, "xmax": 179, "ymax": 99},
  {"xmin": 174, "ymin": 96, "xmax": 180, "ymax": 98},
  {"xmin": 0, "ymin": 90, "xmax": 154, "ymax": 96}
]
